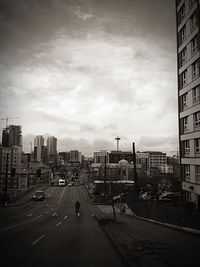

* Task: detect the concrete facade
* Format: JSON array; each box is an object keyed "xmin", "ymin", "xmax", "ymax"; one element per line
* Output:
[{"xmin": 176, "ymin": 0, "xmax": 200, "ymax": 207}]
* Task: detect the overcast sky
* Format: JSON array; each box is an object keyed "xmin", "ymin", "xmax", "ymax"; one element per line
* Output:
[{"xmin": 0, "ymin": 0, "xmax": 178, "ymax": 155}]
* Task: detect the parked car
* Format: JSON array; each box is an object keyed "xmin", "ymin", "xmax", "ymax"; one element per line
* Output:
[
  {"xmin": 159, "ymin": 192, "xmax": 180, "ymax": 202},
  {"xmin": 32, "ymin": 191, "xmax": 45, "ymax": 201}
]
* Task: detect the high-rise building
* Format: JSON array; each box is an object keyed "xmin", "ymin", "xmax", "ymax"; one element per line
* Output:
[
  {"xmin": 34, "ymin": 135, "xmax": 44, "ymax": 162},
  {"xmin": 47, "ymin": 136, "xmax": 57, "ymax": 156},
  {"xmin": 2, "ymin": 125, "xmax": 22, "ymax": 148},
  {"xmin": 176, "ymin": 0, "xmax": 200, "ymax": 208},
  {"xmin": 70, "ymin": 150, "xmax": 81, "ymax": 162}
]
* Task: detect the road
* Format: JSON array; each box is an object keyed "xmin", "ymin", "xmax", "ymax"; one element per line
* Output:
[{"xmin": 0, "ymin": 185, "xmax": 125, "ymax": 267}]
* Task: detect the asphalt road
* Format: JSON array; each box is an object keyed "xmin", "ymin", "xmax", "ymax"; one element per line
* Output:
[{"xmin": 0, "ymin": 185, "xmax": 125, "ymax": 267}]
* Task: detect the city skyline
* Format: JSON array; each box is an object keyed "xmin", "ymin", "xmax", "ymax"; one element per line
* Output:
[{"xmin": 0, "ymin": 0, "xmax": 177, "ymax": 155}]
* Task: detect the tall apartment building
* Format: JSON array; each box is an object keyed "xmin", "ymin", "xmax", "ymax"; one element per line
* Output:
[
  {"xmin": 34, "ymin": 135, "xmax": 45, "ymax": 162},
  {"xmin": 47, "ymin": 136, "xmax": 57, "ymax": 156},
  {"xmin": 2, "ymin": 125, "xmax": 22, "ymax": 148},
  {"xmin": 176, "ymin": 0, "xmax": 200, "ymax": 208}
]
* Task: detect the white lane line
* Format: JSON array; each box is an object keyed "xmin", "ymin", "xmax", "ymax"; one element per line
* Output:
[
  {"xmin": 64, "ymin": 216, "xmax": 68, "ymax": 220},
  {"xmin": 0, "ymin": 215, "xmax": 42, "ymax": 232},
  {"xmin": 31, "ymin": 234, "xmax": 45, "ymax": 246},
  {"xmin": 57, "ymin": 186, "xmax": 66, "ymax": 204},
  {"xmin": 56, "ymin": 221, "xmax": 62, "ymax": 227}
]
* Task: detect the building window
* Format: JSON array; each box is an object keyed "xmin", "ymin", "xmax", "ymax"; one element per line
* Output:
[
  {"xmin": 193, "ymin": 86, "xmax": 200, "ymax": 103},
  {"xmin": 194, "ymin": 112, "xmax": 200, "ymax": 127},
  {"xmin": 196, "ymin": 165, "xmax": 200, "ymax": 180},
  {"xmin": 180, "ymin": 47, "xmax": 187, "ymax": 66},
  {"xmin": 190, "ymin": 11, "xmax": 197, "ymax": 32},
  {"xmin": 180, "ymin": 69, "xmax": 187, "ymax": 88},
  {"xmin": 178, "ymin": 3, "xmax": 185, "ymax": 24},
  {"xmin": 179, "ymin": 26, "xmax": 186, "ymax": 45},
  {"xmin": 183, "ymin": 116, "xmax": 189, "ymax": 131},
  {"xmin": 184, "ymin": 164, "xmax": 190, "ymax": 179},
  {"xmin": 192, "ymin": 60, "xmax": 199, "ymax": 79},
  {"xmin": 191, "ymin": 35, "xmax": 198, "ymax": 55},
  {"xmin": 182, "ymin": 92, "xmax": 188, "ymax": 108},
  {"xmin": 184, "ymin": 140, "xmax": 190, "ymax": 153},
  {"xmin": 195, "ymin": 138, "xmax": 200, "ymax": 152}
]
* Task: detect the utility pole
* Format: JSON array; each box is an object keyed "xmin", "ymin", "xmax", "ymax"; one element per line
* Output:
[
  {"xmin": 132, "ymin": 142, "xmax": 139, "ymax": 196},
  {"xmin": 104, "ymin": 154, "xmax": 107, "ymax": 194},
  {"xmin": 4, "ymin": 153, "xmax": 9, "ymax": 206}
]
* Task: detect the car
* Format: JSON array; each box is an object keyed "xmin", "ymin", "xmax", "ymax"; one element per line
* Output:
[
  {"xmin": 59, "ymin": 179, "xmax": 65, "ymax": 186},
  {"xmin": 32, "ymin": 191, "xmax": 45, "ymax": 201},
  {"xmin": 68, "ymin": 182, "xmax": 72, "ymax": 186},
  {"xmin": 159, "ymin": 192, "xmax": 180, "ymax": 202}
]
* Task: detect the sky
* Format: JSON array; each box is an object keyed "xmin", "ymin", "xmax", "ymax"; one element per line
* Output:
[{"xmin": 0, "ymin": 0, "xmax": 178, "ymax": 156}]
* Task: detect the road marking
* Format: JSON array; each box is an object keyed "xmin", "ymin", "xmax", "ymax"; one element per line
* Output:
[
  {"xmin": 0, "ymin": 215, "xmax": 42, "ymax": 232},
  {"xmin": 57, "ymin": 187, "xmax": 66, "ymax": 204},
  {"xmin": 64, "ymin": 216, "xmax": 68, "ymax": 220},
  {"xmin": 56, "ymin": 221, "xmax": 62, "ymax": 227},
  {"xmin": 26, "ymin": 213, "xmax": 32, "ymax": 217},
  {"xmin": 31, "ymin": 234, "xmax": 45, "ymax": 246}
]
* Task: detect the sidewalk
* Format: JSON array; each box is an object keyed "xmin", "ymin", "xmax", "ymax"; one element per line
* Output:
[{"xmin": 94, "ymin": 204, "xmax": 200, "ymax": 267}]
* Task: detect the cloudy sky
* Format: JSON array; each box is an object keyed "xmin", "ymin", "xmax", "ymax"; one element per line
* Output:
[{"xmin": 0, "ymin": 0, "xmax": 178, "ymax": 155}]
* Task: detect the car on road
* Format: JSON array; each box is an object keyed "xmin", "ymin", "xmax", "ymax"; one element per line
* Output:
[
  {"xmin": 59, "ymin": 179, "xmax": 66, "ymax": 186},
  {"xmin": 68, "ymin": 182, "xmax": 72, "ymax": 186},
  {"xmin": 32, "ymin": 191, "xmax": 45, "ymax": 201}
]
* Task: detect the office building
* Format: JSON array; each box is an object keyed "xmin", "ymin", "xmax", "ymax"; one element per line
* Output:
[
  {"xmin": 108, "ymin": 151, "xmax": 133, "ymax": 164},
  {"xmin": 2, "ymin": 125, "xmax": 22, "ymax": 148},
  {"xmin": 94, "ymin": 150, "xmax": 108, "ymax": 164},
  {"xmin": 47, "ymin": 136, "xmax": 57, "ymax": 156},
  {"xmin": 34, "ymin": 135, "xmax": 44, "ymax": 162},
  {"xmin": 176, "ymin": 0, "xmax": 200, "ymax": 208},
  {"xmin": 136, "ymin": 151, "xmax": 167, "ymax": 176},
  {"xmin": 70, "ymin": 150, "xmax": 82, "ymax": 163}
]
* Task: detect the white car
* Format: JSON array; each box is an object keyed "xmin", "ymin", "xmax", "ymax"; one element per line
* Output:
[{"xmin": 58, "ymin": 179, "xmax": 65, "ymax": 186}]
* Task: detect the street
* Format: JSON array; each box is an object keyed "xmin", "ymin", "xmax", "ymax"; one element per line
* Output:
[
  {"xmin": 0, "ymin": 185, "xmax": 124, "ymax": 267},
  {"xmin": 1, "ymin": 185, "xmax": 200, "ymax": 267}
]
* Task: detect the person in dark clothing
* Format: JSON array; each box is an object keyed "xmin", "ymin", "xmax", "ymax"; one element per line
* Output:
[{"xmin": 75, "ymin": 200, "xmax": 80, "ymax": 215}]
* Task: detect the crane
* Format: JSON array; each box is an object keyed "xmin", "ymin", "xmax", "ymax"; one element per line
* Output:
[{"xmin": 1, "ymin": 115, "xmax": 22, "ymax": 128}]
